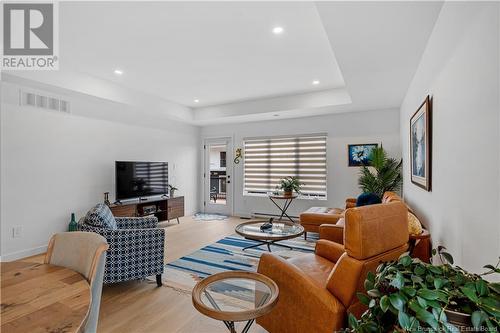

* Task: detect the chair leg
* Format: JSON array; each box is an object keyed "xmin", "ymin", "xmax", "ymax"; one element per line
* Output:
[
  {"xmin": 156, "ymin": 274, "xmax": 162, "ymax": 287},
  {"xmin": 304, "ymin": 232, "xmax": 307, "ymax": 240}
]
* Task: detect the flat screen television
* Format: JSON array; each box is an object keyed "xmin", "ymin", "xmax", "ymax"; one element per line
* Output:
[{"xmin": 115, "ymin": 161, "xmax": 168, "ymax": 200}]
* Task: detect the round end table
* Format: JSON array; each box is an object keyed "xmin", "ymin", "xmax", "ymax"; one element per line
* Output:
[{"xmin": 192, "ymin": 271, "xmax": 279, "ymax": 333}]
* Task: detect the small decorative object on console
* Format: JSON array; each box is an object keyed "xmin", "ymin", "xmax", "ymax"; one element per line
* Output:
[
  {"xmin": 103, "ymin": 192, "xmax": 111, "ymax": 206},
  {"xmin": 168, "ymin": 184, "xmax": 178, "ymax": 198},
  {"xmin": 68, "ymin": 212, "xmax": 78, "ymax": 231}
]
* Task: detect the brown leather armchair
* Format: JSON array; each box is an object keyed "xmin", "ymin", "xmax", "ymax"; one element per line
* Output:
[
  {"xmin": 319, "ymin": 191, "xmax": 409, "ymax": 245},
  {"xmin": 257, "ymin": 202, "xmax": 409, "ymax": 333}
]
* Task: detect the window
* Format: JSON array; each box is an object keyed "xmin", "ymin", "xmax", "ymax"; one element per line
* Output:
[
  {"xmin": 220, "ymin": 151, "xmax": 226, "ymax": 168},
  {"xmin": 244, "ymin": 134, "xmax": 327, "ymax": 198}
]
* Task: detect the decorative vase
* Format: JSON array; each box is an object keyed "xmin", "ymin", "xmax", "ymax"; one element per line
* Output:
[
  {"xmin": 104, "ymin": 192, "xmax": 111, "ymax": 206},
  {"xmin": 284, "ymin": 190, "xmax": 293, "ymax": 197},
  {"xmin": 68, "ymin": 213, "xmax": 78, "ymax": 232},
  {"xmin": 170, "ymin": 190, "xmax": 175, "ymax": 198}
]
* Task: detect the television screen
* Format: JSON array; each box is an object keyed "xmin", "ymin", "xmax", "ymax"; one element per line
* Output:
[{"xmin": 115, "ymin": 161, "xmax": 168, "ymax": 200}]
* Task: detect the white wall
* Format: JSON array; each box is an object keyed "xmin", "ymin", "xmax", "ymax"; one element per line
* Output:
[
  {"xmin": 0, "ymin": 80, "xmax": 200, "ymax": 261},
  {"xmin": 400, "ymin": 2, "xmax": 500, "ymax": 273},
  {"xmin": 201, "ymin": 108, "xmax": 400, "ymax": 217}
]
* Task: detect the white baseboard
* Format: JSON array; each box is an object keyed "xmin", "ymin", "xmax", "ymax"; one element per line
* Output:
[{"xmin": 1, "ymin": 245, "xmax": 47, "ymax": 262}]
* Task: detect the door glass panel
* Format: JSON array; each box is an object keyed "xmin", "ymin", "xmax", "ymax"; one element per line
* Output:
[{"xmin": 208, "ymin": 143, "xmax": 227, "ymax": 205}]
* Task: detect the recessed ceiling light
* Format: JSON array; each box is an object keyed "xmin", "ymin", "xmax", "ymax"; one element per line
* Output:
[
  {"xmin": 312, "ymin": 80, "xmax": 320, "ymax": 85},
  {"xmin": 194, "ymin": 99, "xmax": 199, "ymax": 103},
  {"xmin": 114, "ymin": 69, "xmax": 123, "ymax": 75},
  {"xmin": 272, "ymin": 26, "xmax": 284, "ymax": 35}
]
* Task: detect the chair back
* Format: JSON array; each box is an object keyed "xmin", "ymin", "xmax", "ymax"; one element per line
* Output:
[
  {"xmin": 45, "ymin": 232, "xmax": 108, "ymax": 333},
  {"xmin": 45, "ymin": 231, "xmax": 108, "ymax": 283},
  {"xmin": 326, "ymin": 202, "xmax": 409, "ymax": 316}
]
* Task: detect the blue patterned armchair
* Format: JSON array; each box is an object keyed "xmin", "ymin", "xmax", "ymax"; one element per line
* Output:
[{"xmin": 78, "ymin": 203, "xmax": 165, "ymax": 286}]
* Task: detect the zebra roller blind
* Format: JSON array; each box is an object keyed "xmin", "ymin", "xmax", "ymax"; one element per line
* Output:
[{"xmin": 244, "ymin": 134, "xmax": 327, "ymax": 198}]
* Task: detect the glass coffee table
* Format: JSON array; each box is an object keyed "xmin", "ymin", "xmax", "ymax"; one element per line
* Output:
[
  {"xmin": 192, "ymin": 271, "xmax": 279, "ymax": 333},
  {"xmin": 235, "ymin": 220, "xmax": 304, "ymax": 252}
]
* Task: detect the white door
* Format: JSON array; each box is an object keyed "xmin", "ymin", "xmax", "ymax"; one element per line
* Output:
[{"xmin": 204, "ymin": 138, "xmax": 233, "ymax": 215}]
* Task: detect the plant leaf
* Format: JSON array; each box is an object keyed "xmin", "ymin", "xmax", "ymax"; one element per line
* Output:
[
  {"xmin": 390, "ymin": 271, "xmax": 405, "ymax": 290},
  {"xmin": 417, "ymin": 289, "xmax": 439, "ymax": 300},
  {"xmin": 399, "ymin": 255, "xmax": 412, "ymax": 267},
  {"xmin": 416, "ymin": 309, "xmax": 438, "ymax": 330},
  {"xmin": 441, "ymin": 252, "xmax": 454, "ymax": 265},
  {"xmin": 389, "ymin": 293, "xmax": 405, "ymax": 311},
  {"xmin": 475, "ymin": 279, "xmax": 488, "ymax": 296},
  {"xmin": 380, "ymin": 295, "xmax": 390, "ymax": 313},
  {"xmin": 417, "ymin": 296, "xmax": 427, "ymax": 309},
  {"xmin": 434, "ymin": 278, "xmax": 444, "ymax": 290},
  {"xmin": 460, "ymin": 286, "xmax": 479, "ymax": 302},
  {"xmin": 398, "ymin": 311, "xmax": 411, "ymax": 330},
  {"xmin": 402, "ymin": 287, "xmax": 416, "ymax": 297},
  {"xmin": 471, "ymin": 311, "xmax": 483, "ymax": 329},
  {"xmin": 357, "ymin": 292, "xmax": 371, "ymax": 306},
  {"xmin": 348, "ymin": 313, "xmax": 359, "ymax": 329}
]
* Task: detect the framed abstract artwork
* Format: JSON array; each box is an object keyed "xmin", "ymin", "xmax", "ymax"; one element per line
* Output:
[
  {"xmin": 410, "ymin": 95, "xmax": 432, "ymax": 191},
  {"xmin": 348, "ymin": 143, "xmax": 378, "ymax": 167}
]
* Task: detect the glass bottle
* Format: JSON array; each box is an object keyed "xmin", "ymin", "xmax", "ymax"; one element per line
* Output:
[{"xmin": 68, "ymin": 213, "xmax": 78, "ymax": 232}]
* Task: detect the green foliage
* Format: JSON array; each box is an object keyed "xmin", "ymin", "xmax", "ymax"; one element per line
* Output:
[
  {"xmin": 277, "ymin": 176, "xmax": 302, "ymax": 193},
  {"xmin": 358, "ymin": 146, "xmax": 402, "ymax": 199},
  {"xmin": 348, "ymin": 247, "xmax": 500, "ymax": 332},
  {"xmin": 168, "ymin": 184, "xmax": 178, "ymax": 191}
]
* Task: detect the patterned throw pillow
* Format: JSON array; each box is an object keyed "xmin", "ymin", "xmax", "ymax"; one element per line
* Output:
[
  {"xmin": 408, "ymin": 211, "xmax": 423, "ymax": 236},
  {"xmin": 85, "ymin": 203, "xmax": 118, "ymax": 230}
]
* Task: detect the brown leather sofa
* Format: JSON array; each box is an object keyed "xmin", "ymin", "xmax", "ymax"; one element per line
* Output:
[{"xmin": 257, "ymin": 201, "xmax": 409, "ymax": 333}]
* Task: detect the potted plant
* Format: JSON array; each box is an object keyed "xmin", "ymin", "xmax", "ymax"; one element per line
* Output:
[
  {"xmin": 277, "ymin": 176, "xmax": 302, "ymax": 197},
  {"xmin": 358, "ymin": 146, "xmax": 402, "ymax": 199},
  {"xmin": 349, "ymin": 247, "xmax": 500, "ymax": 332},
  {"xmin": 168, "ymin": 184, "xmax": 178, "ymax": 198}
]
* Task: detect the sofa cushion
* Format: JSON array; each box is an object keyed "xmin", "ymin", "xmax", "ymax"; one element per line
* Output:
[{"xmin": 85, "ymin": 203, "xmax": 117, "ymax": 230}]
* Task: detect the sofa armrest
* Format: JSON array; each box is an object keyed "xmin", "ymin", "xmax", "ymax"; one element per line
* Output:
[
  {"xmin": 115, "ymin": 216, "xmax": 158, "ymax": 229},
  {"xmin": 319, "ymin": 224, "xmax": 344, "ymax": 244},
  {"xmin": 257, "ymin": 253, "xmax": 346, "ymax": 333},
  {"xmin": 315, "ymin": 239, "xmax": 345, "ymax": 263}
]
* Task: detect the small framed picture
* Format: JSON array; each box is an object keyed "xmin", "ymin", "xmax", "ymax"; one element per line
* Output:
[
  {"xmin": 348, "ymin": 144, "xmax": 378, "ymax": 167},
  {"xmin": 410, "ymin": 95, "xmax": 432, "ymax": 191}
]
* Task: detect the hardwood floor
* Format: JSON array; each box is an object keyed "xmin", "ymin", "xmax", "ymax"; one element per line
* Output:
[{"xmin": 23, "ymin": 216, "xmax": 268, "ymax": 333}]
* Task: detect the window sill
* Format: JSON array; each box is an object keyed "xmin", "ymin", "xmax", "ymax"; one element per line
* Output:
[{"xmin": 243, "ymin": 192, "xmax": 327, "ymax": 201}]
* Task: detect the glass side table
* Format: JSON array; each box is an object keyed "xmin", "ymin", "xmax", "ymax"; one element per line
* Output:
[{"xmin": 192, "ymin": 271, "xmax": 279, "ymax": 333}]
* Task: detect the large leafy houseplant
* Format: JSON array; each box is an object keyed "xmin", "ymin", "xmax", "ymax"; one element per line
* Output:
[
  {"xmin": 358, "ymin": 147, "xmax": 402, "ymax": 199},
  {"xmin": 349, "ymin": 247, "xmax": 500, "ymax": 332}
]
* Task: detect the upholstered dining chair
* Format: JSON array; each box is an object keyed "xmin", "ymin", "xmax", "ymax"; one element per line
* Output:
[{"xmin": 45, "ymin": 232, "xmax": 109, "ymax": 333}]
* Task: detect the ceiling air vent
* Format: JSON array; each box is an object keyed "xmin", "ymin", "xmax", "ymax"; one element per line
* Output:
[{"xmin": 19, "ymin": 90, "xmax": 71, "ymax": 114}]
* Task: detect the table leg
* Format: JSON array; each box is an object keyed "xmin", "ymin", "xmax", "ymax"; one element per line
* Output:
[
  {"xmin": 269, "ymin": 198, "xmax": 295, "ymax": 223},
  {"xmin": 242, "ymin": 241, "xmax": 268, "ymax": 251}
]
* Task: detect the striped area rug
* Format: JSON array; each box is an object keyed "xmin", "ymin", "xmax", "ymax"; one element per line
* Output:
[{"xmin": 162, "ymin": 233, "xmax": 318, "ymax": 293}]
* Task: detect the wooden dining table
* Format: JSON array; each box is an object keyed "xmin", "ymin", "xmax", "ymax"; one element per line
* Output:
[{"xmin": 1, "ymin": 261, "xmax": 91, "ymax": 333}]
